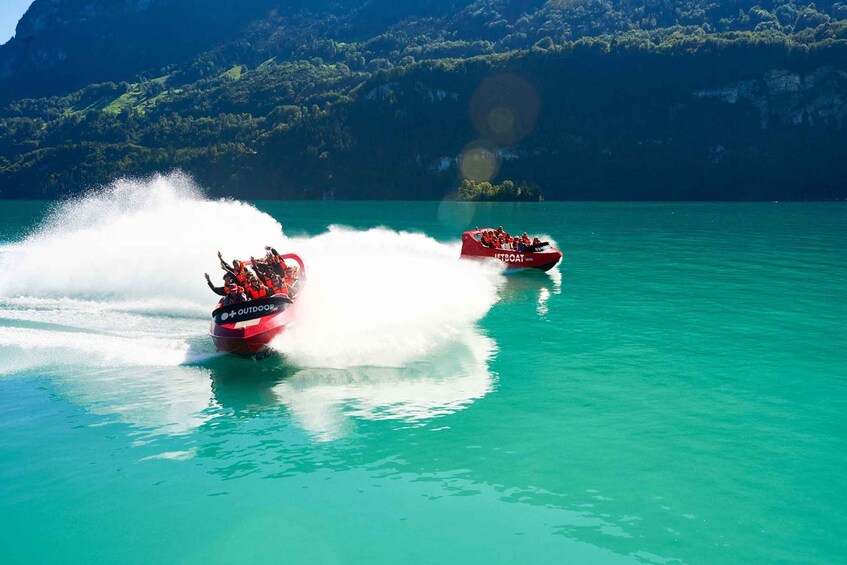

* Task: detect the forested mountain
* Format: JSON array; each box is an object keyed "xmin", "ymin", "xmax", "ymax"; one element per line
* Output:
[{"xmin": 1, "ymin": 0, "xmax": 846, "ymax": 199}]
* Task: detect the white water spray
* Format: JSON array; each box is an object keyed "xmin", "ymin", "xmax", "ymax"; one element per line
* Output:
[{"xmin": 0, "ymin": 172, "xmax": 503, "ymax": 371}]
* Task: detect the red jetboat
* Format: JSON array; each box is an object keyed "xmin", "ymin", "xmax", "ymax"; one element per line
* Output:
[
  {"xmin": 210, "ymin": 253, "xmax": 306, "ymax": 355},
  {"xmin": 460, "ymin": 229, "xmax": 562, "ymax": 271}
]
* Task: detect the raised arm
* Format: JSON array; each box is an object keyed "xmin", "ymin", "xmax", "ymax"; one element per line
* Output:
[
  {"xmin": 204, "ymin": 273, "xmax": 227, "ymax": 296},
  {"xmin": 249, "ymin": 258, "xmax": 266, "ymax": 280}
]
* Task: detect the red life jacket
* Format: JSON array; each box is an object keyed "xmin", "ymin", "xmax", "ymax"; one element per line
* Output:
[
  {"xmin": 247, "ymin": 284, "xmax": 267, "ymax": 300},
  {"xmin": 233, "ymin": 264, "xmax": 248, "ymax": 285},
  {"xmin": 263, "ymin": 276, "xmax": 288, "ymax": 296}
]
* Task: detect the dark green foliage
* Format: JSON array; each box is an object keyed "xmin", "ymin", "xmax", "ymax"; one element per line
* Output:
[
  {"xmin": 1, "ymin": 0, "xmax": 847, "ymax": 199},
  {"xmin": 459, "ymin": 179, "xmax": 542, "ymax": 201}
]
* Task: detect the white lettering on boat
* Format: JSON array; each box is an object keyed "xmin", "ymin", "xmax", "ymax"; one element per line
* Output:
[
  {"xmin": 220, "ymin": 303, "xmax": 277, "ymax": 321},
  {"xmin": 494, "ymin": 253, "xmax": 525, "ymax": 263}
]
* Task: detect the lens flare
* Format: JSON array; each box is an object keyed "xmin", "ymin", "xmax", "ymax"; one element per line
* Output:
[
  {"xmin": 470, "ymin": 74, "xmax": 540, "ymax": 145},
  {"xmin": 459, "ymin": 140, "xmax": 500, "ymax": 182}
]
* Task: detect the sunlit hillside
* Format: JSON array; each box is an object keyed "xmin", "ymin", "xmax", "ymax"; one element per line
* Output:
[{"xmin": 1, "ymin": 0, "xmax": 846, "ymax": 199}]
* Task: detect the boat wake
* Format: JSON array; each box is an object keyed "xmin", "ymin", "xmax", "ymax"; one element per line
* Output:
[{"xmin": 0, "ymin": 173, "xmax": 504, "ymax": 437}]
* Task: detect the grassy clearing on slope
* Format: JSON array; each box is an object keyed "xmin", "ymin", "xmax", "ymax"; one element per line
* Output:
[{"xmin": 220, "ymin": 65, "xmax": 245, "ymax": 80}]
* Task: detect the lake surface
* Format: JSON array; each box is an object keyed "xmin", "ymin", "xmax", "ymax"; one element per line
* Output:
[{"xmin": 1, "ymin": 191, "xmax": 845, "ymax": 563}]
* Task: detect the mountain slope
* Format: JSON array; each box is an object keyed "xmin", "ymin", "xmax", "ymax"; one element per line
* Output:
[{"xmin": 2, "ymin": 0, "xmax": 847, "ymax": 199}]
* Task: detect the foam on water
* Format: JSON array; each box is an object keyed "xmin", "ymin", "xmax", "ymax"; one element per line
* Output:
[
  {"xmin": 277, "ymin": 226, "xmax": 503, "ymax": 367},
  {"xmin": 0, "ymin": 172, "xmax": 503, "ymax": 372}
]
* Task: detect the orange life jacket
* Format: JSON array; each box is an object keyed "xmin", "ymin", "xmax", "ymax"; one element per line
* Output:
[
  {"xmin": 264, "ymin": 276, "xmax": 288, "ymax": 296},
  {"xmin": 233, "ymin": 264, "xmax": 248, "ymax": 285},
  {"xmin": 247, "ymin": 284, "xmax": 267, "ymax": 300}
]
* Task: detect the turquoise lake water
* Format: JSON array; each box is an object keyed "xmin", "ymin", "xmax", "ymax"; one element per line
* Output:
[{"xmin": 1, "ymin": 192, "xmax": 845, "ymax": 564}]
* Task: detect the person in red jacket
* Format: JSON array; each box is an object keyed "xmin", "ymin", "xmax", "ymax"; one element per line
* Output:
[
  {"xmin": 244, "ymin": 274, "xmax": 271, "ymax": 300},
  {"xmin": 218, "ymin": 251, "xmax": 249, "ymax": 285}
]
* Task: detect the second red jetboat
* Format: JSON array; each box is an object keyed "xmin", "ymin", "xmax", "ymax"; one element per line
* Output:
[{"xmin": 460, "ymin": 229, "xmax": 562, "ymax": 271}]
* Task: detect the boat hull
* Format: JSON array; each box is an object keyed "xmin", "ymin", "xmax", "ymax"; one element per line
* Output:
[
  {"xmin": 210, "ymin": 314, "xmax": 290, "ymax": 355},
  {"xmin": 460, "ymin": 230, "xmax": 562, "ymax": 271}
]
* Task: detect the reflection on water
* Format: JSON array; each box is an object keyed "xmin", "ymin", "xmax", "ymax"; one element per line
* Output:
[
  {"xmin": 498, "ymin": 268, "xmax": 562, "ymax": 318},
  {"xmin": 206, "ymin": 353, "xmax": 299, "ymax": 414},
  {"xmin": 272, "ymin": 330, "xmax": 497, "ymax": 441},
  {"xmin": 51, "ymin": 364, "xmax": 215, "ymax": 436},
  {"xmin": 41, "ymin": 330, "xmax": 497, "ymax": 442}
]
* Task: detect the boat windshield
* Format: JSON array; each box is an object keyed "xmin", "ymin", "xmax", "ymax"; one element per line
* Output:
[{"xmin": 524, "ymin": 242, "xmax": 551, "ymax": 252}]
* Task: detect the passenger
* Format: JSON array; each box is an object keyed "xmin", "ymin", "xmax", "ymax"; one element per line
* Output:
[
  {"xmin": 244, "ymin": 274, "xmax": 270, "ymax": 300},
  {"xmin": 532, "ymin": 237, "xmax": 542, "ymax": 246},
  {"xmin": 205, "ymin": 272, "xmax": 228, "ymax": 296},
  {"xmin": 258, "ymin": 269, "xmax": 276, "ymax": 293},
  {"xmin": 249, "ymin": 257, "xmax": 273, "ymax": 281},
  {"xmin": 521, "ymin": 232, "xmax": 531, "ymax": 246},
  {"xmin": 218, "ymin": 251, "xmax": 249, "ymax": 285},
  {"xmin": 284, "ymin": 265, "xmax": 300, "ymax": 297},
  {"xmin": 264, "ymin": 246, "xmax": 287, "ymax": 277},
  {"xmin": 269, "ymin": 273, "xmax": 290, "ymax": 297},
  {"xmin": 221, "ymin": 284, "xmax": 247, "ymax": 306},
  {"xmin": 254, "ymin": 265, "xmax": 287, "ymax": 297}
]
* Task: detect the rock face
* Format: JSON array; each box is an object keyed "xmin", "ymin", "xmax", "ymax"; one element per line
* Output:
[{"xmin": 695, "ymin": 66, "xmax": 847, "ymax": 128}]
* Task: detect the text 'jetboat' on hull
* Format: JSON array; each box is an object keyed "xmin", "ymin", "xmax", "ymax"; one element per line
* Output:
[{"xmin": 460, "ymin": 229, "xmax": 562, "ymax": 271}]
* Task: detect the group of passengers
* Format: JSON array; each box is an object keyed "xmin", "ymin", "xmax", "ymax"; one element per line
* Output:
[
  {"xmin": 480, "ymin": 226, "xmax": 542, "ymax": 251},
  {"xmin": 205, "ymin": 246, "xmax": 301, "ymax": 306}
]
